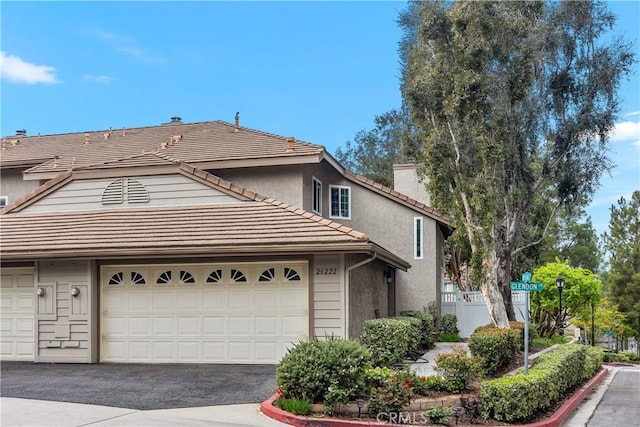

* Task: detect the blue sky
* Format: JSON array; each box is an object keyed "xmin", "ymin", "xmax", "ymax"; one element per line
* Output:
[{"xmin": 1, "ymin": 1, "xmax": 638, "ymax": 238}]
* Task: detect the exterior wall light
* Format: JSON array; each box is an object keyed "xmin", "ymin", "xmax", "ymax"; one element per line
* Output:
[
  {"xmin": 36, "ymin": 287, "xmax": 46, "ymax": 297},
  {"xmin": 384, "ymin": 268, "xmax": 393, "ymax": 285},
  {"xmin": 70, "ymin": 287, "xmax": 80, "ymax": 297}
]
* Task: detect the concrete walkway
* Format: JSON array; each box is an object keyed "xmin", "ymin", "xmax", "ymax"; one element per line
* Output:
[
  {"xmin": 1, "ymin": 398, "xmax": 287, "ymax": 427},
  {"xmin": 410, "ymin": 341, "xmax": 469, "ymax": 377}
]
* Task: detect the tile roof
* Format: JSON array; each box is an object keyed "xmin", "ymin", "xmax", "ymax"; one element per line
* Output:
[
  {"xmin": 0, "ymin": 202, "xmax": 408, "ymax": 268},
  {"xmin": 1, "ymin": 117, "xmax": 452, "ymax": 229},
  {"xmin": 1, "ymin": 120, "xmax": 322, "ymax": 172},
  {"xmin": 0, "ymin": 161, "xmax": 409, "ymax": 268}
]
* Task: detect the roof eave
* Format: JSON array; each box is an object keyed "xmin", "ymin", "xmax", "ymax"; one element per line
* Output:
[{"xmin": 0, "ymin": 242, "xmax": 410, "ymax": 270}]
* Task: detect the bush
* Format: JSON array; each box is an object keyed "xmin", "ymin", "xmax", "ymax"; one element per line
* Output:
[
  {"xmin": 469, "ymin": 324, "xmax": 521, "ymax": 376},
  {"xmin": 360, "ymin": 317, "xmax": 421, "ymax": 367},
  {"xmin": 435, "ymin": 346, "xmax": 483, "ymax": 392},
  {"xmin": 362, "ymin": 365, "xmax": 395, "ymax": 389},
  {"xmin": 479, "ymin": 344, "xmax": 601, "ymax": 422},
  {"xmin": 276, "ymin": 337, "xmax": 371, "ymax": 404},
  {"xmin": 400, "ymin": 310, "xmax": 436, "ymax": 349},
  {"xmin": 441, "ymin": 313, "xmax": 458, "ymax": 334},
  {"xmin": 276, "ymin": 397, "xmax": 312, "ymax": 415},
  {"xmin": 367, "ymin": 371, "xmax": 415, "ymax": 416},
  {"xmin": 425, "ymin": 406, "xmax": 452, "ymax": 424}
]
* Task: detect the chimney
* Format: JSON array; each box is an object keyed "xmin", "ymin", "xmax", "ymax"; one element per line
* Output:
[
  {"xmin": 16, "ymin": 129, "xmax": 26, "ymax": 137},
  {"xmin": 234, "ymin": 112, "xmax": 240, "ymax": 132},
  {"xmin": 170, "ymin": 116, "xmax": 182, "ymax": 124},
  {"xmin": 84, "ymin": 133, "xmax": 90, "ymax": 144},
  {"xmin": 393, "ymin": 162, "xmax": 431, "ymax": 207},
  {"xmin": 286, "ymin": 137, "xmax": 295, "ymax": 152}
]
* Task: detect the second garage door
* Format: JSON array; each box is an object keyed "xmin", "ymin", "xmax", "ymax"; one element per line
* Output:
[{"xmin": 101, "ymin": 261, "xmax": 308, "ymax": 363}]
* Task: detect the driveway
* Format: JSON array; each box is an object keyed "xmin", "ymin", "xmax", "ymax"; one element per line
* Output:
[{"xmin": 0, "ymin": 362, "xmax": 276, "ymax": 410}]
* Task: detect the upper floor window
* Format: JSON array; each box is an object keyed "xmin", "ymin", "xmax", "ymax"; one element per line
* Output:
[
  {"xmin": 312, "ymin": 177, "xmax": 322, "ymax": 215},
  {"xmin": 0, "ymin": 196, "xmax": 8, "ymax": 209},
  {"xmin": 330, "ymin": 185, "xmax": 351, "ymax": 219},
  {"xmin": 414, "ymin": 217, "xmax": 424, "ymax": 260}
]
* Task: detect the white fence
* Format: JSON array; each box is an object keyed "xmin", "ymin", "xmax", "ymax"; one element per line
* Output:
[{"xmin": 441, "ymin": 291, "xmax": 528, "ymax": 338}]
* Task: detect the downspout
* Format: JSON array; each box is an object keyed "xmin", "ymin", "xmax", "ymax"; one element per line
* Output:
[{"xmin": 344, "ymin": 252, "xmax": 377, "ymax": 339}]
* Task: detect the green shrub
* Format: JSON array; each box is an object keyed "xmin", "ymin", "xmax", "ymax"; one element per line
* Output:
[
  {"xmin": 439, "ymin": 332, "xmax": 461, "ymax": 342},
  {"xmin": 425, "ymin": 406, "xmax": 452, "ymax": 424},
  {"xmin": 469, "ymin": 324, "xmax": 521, "ymax": 376},
  {"xmin": 276, "ymin": 337, "xmax": 371, "ymax": 404},
  {"xmin": 400, "ymin": 310, "xmax": 436, "ymax": 349},
  {"xmin": 360, "ymin": 317, "xmax": 421, "ymax": 367},
  {"xmin": 479, "ymin": 344, "xmax": 600, "ymax": 422},
  {"xmin": 441, "ymin": 313, "xmax": 458, "ymax": 334},
  {"xmin": 435, "ymin": 346, "xmax": 483, "ymax": 392},
  {"xmin": 367, "ymin": 371, "xmax": 415, "ymax": 415},
  {"xmin": 620, "ymin": 350, "xmax": 640, "ymax": 362},
  {"xmin": 276, "ymin": 397, "xmax": 312, "ymax": 415},
  {"xmin": 363, "ymin": 366, "xmax": 394, "ymax": 389},
  {"xmin": 416, "ymin": 375, "xmax": 448, "ymax": 394}
]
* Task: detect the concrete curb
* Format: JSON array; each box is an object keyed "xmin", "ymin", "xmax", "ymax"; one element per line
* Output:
[{"xmin": 260, "ymin": 368, "xmax": 609, "ymax": 427}]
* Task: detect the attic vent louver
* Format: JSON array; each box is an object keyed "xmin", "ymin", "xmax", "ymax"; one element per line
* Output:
[{"xmin": 102, "ymin": 178, "xmax": 150, "ymax": 205}]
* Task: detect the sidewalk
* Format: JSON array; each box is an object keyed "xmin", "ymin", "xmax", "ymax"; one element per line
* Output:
[{"xmin": 0, "ymin": 398, "xmax": 286, "ymax": 427}]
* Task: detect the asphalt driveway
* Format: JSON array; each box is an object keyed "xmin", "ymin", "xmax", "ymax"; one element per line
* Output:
[{"xmin": 0, "ymin": 362, "xmax": 276, "ymax": 410}]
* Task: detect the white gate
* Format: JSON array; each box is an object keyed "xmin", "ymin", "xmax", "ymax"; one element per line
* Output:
[{"xmin": 441, "ymin": 291, "xmax": 527, "ymax": 338}]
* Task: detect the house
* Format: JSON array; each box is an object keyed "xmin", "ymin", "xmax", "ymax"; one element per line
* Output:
[{"xmin": 0, "ymin": 117, "xmax": 451, "ymax": 364}]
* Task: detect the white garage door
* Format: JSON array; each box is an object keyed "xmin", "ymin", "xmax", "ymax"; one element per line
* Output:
[
  {"xmin": 101, "ymin": 262, "xmax": 308, "ymax": 363},
  {"xmin": 0, "ymin": 268, "xmax": 35, "ymax": 361}
]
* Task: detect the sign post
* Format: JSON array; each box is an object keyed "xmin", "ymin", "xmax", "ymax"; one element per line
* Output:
[{"xmin": 511, "ymin": 272, "xmax": 544, "ymax": 375}]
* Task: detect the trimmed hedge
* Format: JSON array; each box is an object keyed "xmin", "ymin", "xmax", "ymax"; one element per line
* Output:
[
  {"xmin": 479, "ymin": 344, "xmax": 602, "ymax": 422},
  {"xmin": 399, "ymin": 310, "xmax": 436, "ymax": 349},
  {"xmin": 360, "ymin": 317, "xmax": 421, "ymax": 367},
  {"xmin": 468, "ymin": 323, "xmax": 523, "ymax": 376},
  {"xmin": 441, "ymin": 313, "xmax": 459, "ymax": 334},
  {"xmin": 276, "ymin": 337, "xmax": 371, "ymax": 404}
]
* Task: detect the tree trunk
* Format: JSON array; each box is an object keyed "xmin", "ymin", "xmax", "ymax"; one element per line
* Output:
[
  {"xmin": 481, "ymin": 253, "xmax": 510, "ymax": 328},
  {"xmin": 498, "ymin": 248, "xmax": 516, "ymax": 321}
]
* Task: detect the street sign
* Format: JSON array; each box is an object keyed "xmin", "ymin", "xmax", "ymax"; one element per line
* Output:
[
  {"xmin": 510, "ymin": 281, "xmax": 544, "ymax": 292},
  {"xmin": 522, "ymin": 272, "xmax": 532, "ymax": 283}
]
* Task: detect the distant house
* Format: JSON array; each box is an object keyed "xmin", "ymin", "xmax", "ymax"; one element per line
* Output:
[{"xmin": 0, "ymin": 117, "xmax": 451, "ymax": 364}]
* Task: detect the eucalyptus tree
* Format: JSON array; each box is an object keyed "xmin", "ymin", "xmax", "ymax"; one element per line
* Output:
[
  {"xmin": 335, "ymin": 106, "xmax": 421, "ymax": 188},
  {"xmin": 400, "ymin": 0, "xmax": 634, "ymax": 327}
]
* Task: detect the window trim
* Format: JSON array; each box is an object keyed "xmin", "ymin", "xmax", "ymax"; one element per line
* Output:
[
  {"xmin": 0, "ymin": 196, "xmax": 8, "ymax": 209},
  {"xmin": 414, "ymin": 216, "xmax": 424, "ymax": 260},
  {"xmin": 312, "ymin": 176, "xmax": 322, "ymax": 215},
  {"xmin": 329, "ymin": 185, "xmax": 351, "ymax": 219}
]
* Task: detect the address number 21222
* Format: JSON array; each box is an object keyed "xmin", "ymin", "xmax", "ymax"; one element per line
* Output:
[{"xmin": 315, "ymin": 267, "xmax": 337, "ymax": 275}]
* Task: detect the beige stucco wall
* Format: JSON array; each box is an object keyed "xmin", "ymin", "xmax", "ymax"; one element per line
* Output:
[
  {"xmin": 212, "ymin": 166, "xmax": 305, "ymax": 208},
  {"xmin": 393, "ymin": 164, "xmax": 431, "ymax": 207},
  {"xmin": 0, "ymin": 168, "xmax": 39, "ymax": 204},
  {"xmin": 301, "ymin": 163, "xmax": 443, "ymax": 315},
  {"xmin": 347, "ymin": 256, "xmax": 390, "ymax": 339}
]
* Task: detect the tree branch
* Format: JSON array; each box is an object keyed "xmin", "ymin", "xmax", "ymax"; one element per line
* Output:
[{"xmin": 512, "ymin": 201, "xmax": 560, "ymax": 256}]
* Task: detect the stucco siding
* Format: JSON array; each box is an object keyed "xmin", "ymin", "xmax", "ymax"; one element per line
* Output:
[
  {"xmin": 35, "ymin": 260, "xmax": 96, "ymax": 363},
  {"xmin": 343, "ymin": 181, "xmax": 441, "ymax": 314},
  {"xmin": 348, "ymin": 257, "xmax": 389, "ymax": 339},
  {"xmin": 21, "ymin": 175, "xmax": 239, "ymax": 213},
  {"xmin": 212, "ymin": 166, "xmax": 304, "ymax": 208},
  {"xmin": 1, "ymin": 169, "xmax": 39, "ymax": 205}
]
